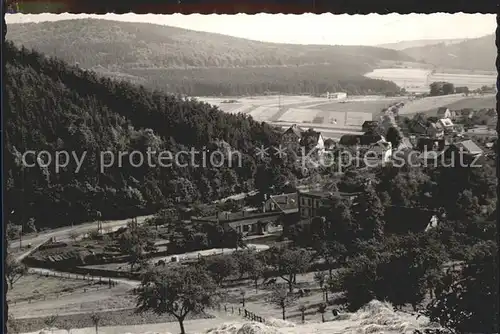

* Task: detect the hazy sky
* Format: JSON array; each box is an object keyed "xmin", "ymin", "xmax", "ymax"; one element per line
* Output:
[{"xmin": 5, "ymin": 13, "xmax": 495, "ymax": 46}]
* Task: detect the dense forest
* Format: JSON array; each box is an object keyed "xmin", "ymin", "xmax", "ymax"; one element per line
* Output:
[
  {"xmin": 4, "ymin": 41, "xmax": 302, "ymax": 229},
  {"xmin": 7, "ymin": 19, "xmax": 406, "ymax": 96},
  {"xmin": 401, "ymin": 34, "xmax": 495, "ymax": 71}
]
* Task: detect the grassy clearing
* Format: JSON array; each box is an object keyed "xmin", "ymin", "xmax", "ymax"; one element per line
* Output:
[
  {"xmin": 8, "ymin": 274, "xmax": 136, "ymax": 320},
  {"xmin": 11, "ymin": 308, "xmax": 213, "ymax": 333}
]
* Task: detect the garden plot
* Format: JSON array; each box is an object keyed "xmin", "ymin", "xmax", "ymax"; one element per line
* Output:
[
  {"xmin": 248, "ymin": 106, "xmax": 281, "ymax": 121},
  {"xmin": 314, "ymin": 110, "xmax": 347, "ymax": 126},
  {"xmin": 278, "ymin": 108, "xmax": 322, "ymax": 123}
]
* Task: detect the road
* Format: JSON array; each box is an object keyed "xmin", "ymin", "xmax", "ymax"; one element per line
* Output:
[{"xmin": 10, "ymin": 215, "xmax": 153, "ymax": 252}]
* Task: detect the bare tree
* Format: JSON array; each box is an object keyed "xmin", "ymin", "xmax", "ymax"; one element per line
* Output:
[
  {"xmin": 6, "ymin": 255, "xmax": 28, "ymax": 289},
  {"xmin": 240, "ymin": 289, "xmax": 246, "ymax": 307},
  {"xmin": 90, "ymin": 312, "xmax": 101, "ymax": 334},
  {"xmin": 298, "ymin": 304, "xmax": 306, "ymax": 324},
  {"xmin": 314, "ymin": 271, "xmax": 327, "ymax": 300},
  {"xmin": 318, "ymin": 302, "xmax": 327, "ymax": 323},
  {"xmin": 267, "ymin": 285, "xmax": 297, "ymax": 320}
]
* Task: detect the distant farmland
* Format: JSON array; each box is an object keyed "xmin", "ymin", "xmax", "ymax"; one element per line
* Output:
[
  {"xmin": 364, "ymin": 68, "xmax": 496, "ymax": 93},
  {"xmin": 399, "ymin": 94, "xmax": 495, "ymax": 116}
]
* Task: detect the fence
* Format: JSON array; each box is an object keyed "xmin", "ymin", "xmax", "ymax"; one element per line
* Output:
[
  {"xmin": 219, "ymin": 304, "xmax": 266, "ymax": 324},
  {"xmin": 28, "ymin": 268, "xmax": 120, "ymax": 287}
]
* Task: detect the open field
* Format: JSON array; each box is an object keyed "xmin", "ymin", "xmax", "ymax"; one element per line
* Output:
[
  {"xmin": 399, "ymin": 94, "xmax": 495, "ymax": 116},
  {"xmin": 8, "ymin": 274, "xmax": 135, "ymax": 319},
  {"xmin": 364, "ymin": 68, "xmax": 496, "ymax": 93},
  {"xmin": 198, "ymin": 93, "xmax": 494, "ymax": 140}
]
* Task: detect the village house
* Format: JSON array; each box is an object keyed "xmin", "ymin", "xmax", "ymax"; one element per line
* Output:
[
  {"xmin": 410, "ymin": 121, "xmax": 428, "ymax": 135},
  {"xmin": 263, "ymin": 193, "xmax": 298, "ymax": 214},
  {"xmin": 297, "ymin": 189, "xmax": 361, "ymax": 220},
  {"xmin": 300, "ymin": 129, "xmax": 325, "ymax": 155},
  {"xmin": 437, "ymin": 107, "xmax": 455, "ymax": 119},
  {"xmin": 442, "ymin": 139, "xmax": 484, "ymax": 160},
  {"xmin": 282, "ymin": 125, "xmax": 325, "ymax": 155},
  {"xmin": 362, "ymin": 120, "xmax": 379, "ymax": 134},
  {"xmin": 438, "ymin": 118, "xmax": 455, "ymax": 134},
  {"xmin": 191, "ymin": 193, "xmax": 299, "ymax": 237},
  {"xmin": 416, "ymin": 137, "xmax": 447, "ymax": 152},
  {"xmin": 323, "ymin": 138, "xmax": 337, "ymax": 150},
  {"xmin": 426, "ymin": 122, "xmax": 444, "ymax": 139},
  {"xmin": 339, "ymin": 133, "xmax": 392, "ymax": 164},
  {"xmin": 282, "ymin": 124, "xmax": 304, "ymax": 150}
]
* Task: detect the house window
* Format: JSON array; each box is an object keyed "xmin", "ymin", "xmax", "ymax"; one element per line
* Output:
[
  {"xmin": 300, "ymin": 208, "xmax": 306, "ymax": 218},
  {"xmin": 307, "ymin": 198, "xmax": 311, "ymax": 206},
  {"xmin": 243, "ymin": 225, "xmax": 249, "ymax": 232},
  {"xmin": 300, "ymin": 197, "xmax": 305, "ymax": 206}
]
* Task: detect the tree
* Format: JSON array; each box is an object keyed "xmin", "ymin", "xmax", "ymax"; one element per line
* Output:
[
  {"xmin": 232, "ymin": 249, "xmax": 258, "ymax": 279},
  {"xmin": 425, "ymin": 241, "xmax": 498, "ymax": 334},
  {"xmin": 267, "ymin": 285, "xmax": 297, "ymax": 320},
  {"xmin": 204, "ymin": 255, "xmax": 237, "ymax": 286},
  {"xmin": 89, "ymin": 312, "xmax": 101, "ymax": 334},
  {"xmin": 385, "ymin": 126, "xmax": 402, "ymax": 149},
  {"xmin": 314, "ymin": 271, "xmax": 327, "ymax": 301},
  {"xmin": 136, "ymin": 266, "xmax": 220, "ymax": 334},
  {"xmin": 117, "ymin": 221, "xmax": 157, "ymax": 272},
  {"xmin": 268, "ymin": 247, "xmax": 312, "ymax": 292},
  {"xmin": 26, "ymin": 217, "xmax": 37, "ymax": 234},
  {"xmin": 248, "ymin": 258, "xmax": 265, "ymax": 293},
  {"xmin": 318, "ymin": 303, "xmax": 327, "ymax": 322},
  {"xmin": 6, "ymin": 255, "xmax": 28, "ymax": 289},
  {"xmin": 240, "ymin": 289, "xmax": 246, "ymax": 307},
  {"xmin": 298, "ymin": 304, "xmax": 307, "ymax": 324},
  {"xmin": 355, "ymin": 186, "xmax": 385, "ymax": 240}
]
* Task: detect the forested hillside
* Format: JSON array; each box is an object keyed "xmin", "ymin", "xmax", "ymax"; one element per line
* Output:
[
  {"xmin": 4, "ymin": 41, "xmax": 300, "ymax": 229},
  {"xmin": 6, "ymin": 19, "xmax": 409, "ymax": 96},
  {"xmin": 401, "ymin": 34, "xmax": 495, "ymax": 71}
]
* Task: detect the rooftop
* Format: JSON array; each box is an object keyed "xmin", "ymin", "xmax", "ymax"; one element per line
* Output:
[
  {"xmin": 283, "ymin": 124, "xmax": 304, "ymax": 137},
  {"xmin": 192, "ymin": 210, "xmax": 283, "ymax": 223},
  {"xmin": 298, "ymin": 190, "xmax": 362, "ymax": 198},
  {"xmin": 454, "ymin": 139, "xmax": 483, "ymax": 155},
  {"xmin": 269, "ymin": 193, "xmax": 298, "ymax": 212}
]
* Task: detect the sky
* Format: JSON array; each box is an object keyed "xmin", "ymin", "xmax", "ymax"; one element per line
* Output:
[{"xmin": 5, "ymin": 13, "xmax": 496, "ymax": 46}]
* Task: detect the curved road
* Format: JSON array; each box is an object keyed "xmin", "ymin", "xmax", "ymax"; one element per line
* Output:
[{"xmin": 11, "ymin": 215, "xmax": 153, "ymax": 253}]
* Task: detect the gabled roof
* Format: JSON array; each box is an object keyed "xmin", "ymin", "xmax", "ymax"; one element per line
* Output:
[
  {"xmin": 283, "ymin": 124, "xmax": 304, "ymax": 137},
  {"xmin": 455, "ymin": 140, "xmax": 483, "ymax": 155},
  {"xmin": 300, "ymin": 130, "xmax": 322, "ymax": 146},
  {"xmin": 269, "ymin": 193, "xmax": 298, "ymax": 212},
  {"xmin": 437, "ymin": 107, "xmax": 450, "ymax": 114},
  {"xmin": 439, "ymin": 118, "xmax": 454, "ymax": 127}
]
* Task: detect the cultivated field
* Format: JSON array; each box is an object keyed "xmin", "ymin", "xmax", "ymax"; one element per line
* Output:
[
  {"xmin": 197, "ymin": 93, "xmax": 495, "ymax": 139},
  {"xmin": 364, "ymin": 68, "xmax": 496, "ymax": 93}
]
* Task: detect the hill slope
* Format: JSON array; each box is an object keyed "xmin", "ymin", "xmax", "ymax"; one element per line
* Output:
[
  {"xmin": 377, "ymin": 38, "xmax": 466, "ymax": 51},
  {"xmin": 6, "ymin": 19, "xmax": 413, "ymax": 95},
  {"xmin": 4, "ymin": 41, "xmax": 299, "ymax": 229},
  {"xmin": 400, "ymin": 34, "xmax": 495, "ymax": 71}
]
